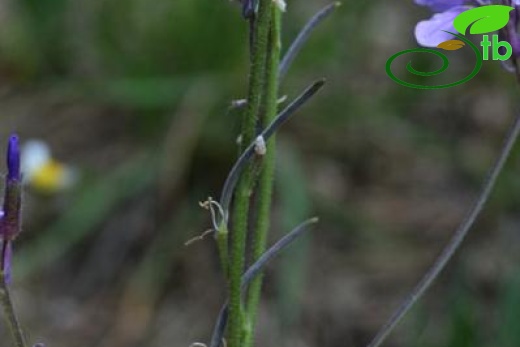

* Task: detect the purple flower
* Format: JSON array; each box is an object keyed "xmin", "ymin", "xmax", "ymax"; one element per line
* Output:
[
  {"xmin": 7, "ymin": 135, "xmax": 20, "ymax": 181},
  {"xmin": 0, "ymin": 134, "xmax": 22, "ymax": 282},
  {"xmin": 415, "ymin": 5, "xmax": 472, "ymax": 46},
  {"xmin": 415, "ymin": 0, "xmax": 467, "ymax": 12},
  {"xmin": 2, "ymin": 134, "xmax": 22, "ymax": 241},
  {"xmin": 413, "ymin": 0, "xmax": 520, "ymax": 52},
  {"xmin": 501, "ymin": 4, "xmax": 520, "ymax": 57}
]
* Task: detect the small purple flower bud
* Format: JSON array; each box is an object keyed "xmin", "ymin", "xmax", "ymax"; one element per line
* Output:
[
  {"xmin": 7, "ymin": 134, "xmax": 20, "ymax": 181},
  {"xmin": 0, "ymin": 135, "xmax": 22, "ymax": 282},
  {"xmin": 1, "ymin": 135, "xmax": 22, "ymax": 241},
  {"xmin": 509, "ymin": 6, "xmax": 520, "ymax": 58},
  {"xmin": 242, "ymin": 0, "xmax": 256, "ymax": 19}
]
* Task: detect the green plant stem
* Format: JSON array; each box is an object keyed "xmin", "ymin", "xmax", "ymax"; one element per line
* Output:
[
  {"xmin": 217, "ymin": 223, "xmax": 229, "ymax": 276},
  {"xmin": 243, "ymin": 5, "xmax": 282, "ymax": 347},
  {"xmin": 210, "ymin": 218, "xmax": 318, "ymax": 347},
  {"xmin": 0, "ymin": 273, "xmax": 28, "ymax": 347},
  {"xmin": 228, "ymin": 2, "xmax": 272, "ymax": 347}
]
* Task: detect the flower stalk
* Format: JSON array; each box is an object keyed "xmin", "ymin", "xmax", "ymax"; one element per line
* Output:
[
  {"xmin": 228, "ymin": 1, "xmax": 273, "ymax": 346},
  {"xmin": 0, "ymin": 272, "xmax": 28, "ymax": 347},
  {"xmin": 210, "ymin": 218, "xmax": 318, "ymax": 347},
  {"xmin": 220, "ymin": 2, "xmax": 332, "ymax": 347},
  {"xmin": 243, "ymin": 4, "xmax": 282, "ymax": 347}
]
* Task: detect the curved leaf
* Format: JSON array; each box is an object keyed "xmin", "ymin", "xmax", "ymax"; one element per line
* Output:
[{"xmin": 453, "ymin": 5, "xmax": 513, "ymax": 35}]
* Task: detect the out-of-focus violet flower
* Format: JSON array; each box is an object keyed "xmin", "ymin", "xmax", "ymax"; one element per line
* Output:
[
  {"xmin": 2, "ymin": 134, "xmax": 22, "ymax": 241},
  {"xmin": 510, "ymin": 33, "xmax": 520, "ymax": 56},
  {"xmin": 0, "ymin": 134, "xmax": 22, "ymax": 282},
  {"xmin": 415, "ymin": 0, "xmax": 467, "ymax": 12},
  {"xmin": 7, "ymin": 135, "xmax": 20, "ymax": 181},
  {"xmin": 414, "ymin": 0, "xmax": 520, "ymax": 60},
  {"xmin": 501, "ymin": 4, "xmax": 520, "ymax": 57},
  {"xmin": 415, "ymin": 6, "xmax": 471, "ymax": 46}
]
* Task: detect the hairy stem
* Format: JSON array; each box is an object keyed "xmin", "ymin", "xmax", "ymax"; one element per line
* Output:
[
  {"xmin": 228, "ymin": 1, "xmax": 272, "ymax": 346},
  {"xmin": 210, "ymin": 218, "xmax": 318, "ymax": 347},
  {"xmin": 220, "ymin": 79, "xmax": 326, "ymax": 216},
  {"xmin": 0, "ymin": 273, "xmax": 28, "ymax": 347},
  {"xmin": 217, "ymin": 223, "xmax": 229, "ymax": 276},
  {"xmin": 243, "ymin": 5, "xmax": 282, "ymax": 347},
  {"xmin": 366, "ymin": 112, "xmax": 520, "ymax": 347}
]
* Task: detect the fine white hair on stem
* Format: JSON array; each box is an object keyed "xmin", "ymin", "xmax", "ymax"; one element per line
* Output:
[
  {"xmin": 230, "ymin": 99, "xmax": 247, "ymax": 109},
  {"xmin": 272, "ymin": 0, "xmax": 287, "ymax": 12},
  {"xmin": 229, "ymin": 96, "xmax": 287, "ymax": 111},
  {"xmin": 254, "ymin": 136, "xmax": 266, "ymax": 156}
]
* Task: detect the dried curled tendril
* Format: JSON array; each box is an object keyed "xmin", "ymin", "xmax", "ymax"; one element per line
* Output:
[{"xmin": 185, "ymin": 198, "xmax": 226, "ymax": 246}]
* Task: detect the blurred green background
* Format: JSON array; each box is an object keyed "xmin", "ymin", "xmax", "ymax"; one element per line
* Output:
[{"xmin": 1, "ymin": 0, "xmax": 520, "ymax": 346}]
